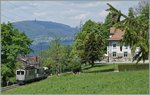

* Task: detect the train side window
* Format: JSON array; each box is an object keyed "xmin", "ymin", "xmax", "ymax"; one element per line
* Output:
[
  {"xmin": 37, "ymin": 69, "xmax": 39, "ymax": 73},
  {"xmin": 21, "ymin": 71, "xmax": 24, "ymax": 75},
  {"xmin": 17, "ymin": 71, "xmax": 20, "ymax": 75}
]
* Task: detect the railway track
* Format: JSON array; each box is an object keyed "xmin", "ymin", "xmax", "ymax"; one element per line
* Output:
[{"xmin": 1, "ymin": 84, "xmax": 19, "ymax": 91}]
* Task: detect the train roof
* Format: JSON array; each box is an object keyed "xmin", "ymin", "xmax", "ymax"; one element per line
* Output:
[{"xmin": 16, "ymin": 66, "xmax": 45, "ymax": 70}]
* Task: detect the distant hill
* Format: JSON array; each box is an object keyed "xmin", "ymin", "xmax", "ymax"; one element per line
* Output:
[{"xmin": 12, "ymin": 20, "xmax": 79, "ymax": 53}]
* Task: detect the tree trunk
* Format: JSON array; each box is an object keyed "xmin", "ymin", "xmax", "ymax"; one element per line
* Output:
[
  {"xmin": 2, "ymin": 76, "xmax": 7, "ymax": 87},
  {"xmin": 91, "ymin": 60, "xmax": 94, "ymax": 67}
]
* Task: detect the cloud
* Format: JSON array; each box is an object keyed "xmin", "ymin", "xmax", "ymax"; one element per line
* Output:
[
  {"xmin": 1, "ymin": 1, "xmax": 139, "ymax": 27},
  {"xmin": 70, "ymin": 13, "xmax": 90, "ymax": 20},
  {"xmin": 80, "ymin": 2, "xmax": 102, "ymax": 8},
  {"xmin": 63, "ymin": 9, "xmax": 82, "ymax": 15},
  {"xmin": 98, "ymin": 10, "xmax": 109, "ymax": 17},
  {"xmin": 106, "ymin": 1, "xmax": 120, "ymax": 7},
  {"xmin": 67, "ymin": 1, "xmax": 104, "ymax": 9},
  {"xmin": 33, "ymin": 12, "xmax": 48, "ymax": 17},
  {"xmin": 29, "ymin": 3, "xmax": 38, "ymax": 7}
]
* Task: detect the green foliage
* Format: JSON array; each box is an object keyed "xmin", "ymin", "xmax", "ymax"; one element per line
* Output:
[
  {"xmin": 1, "ymin": 64, "xmax": 13, "ymax": 78},
  {"xmin": 8, "ymin": 77, "xmax": 16, "ymax": 84},
  {"xmin": 104, "ymin": 13, "xmax": 112, "ymax": 28},
  {"xmin": 1, "ymin": 22, "xmax": 32, "ymax": 65},
  {"xmin": 40, "ymin": 38, "xmax": 73, "ymax": 74},
  {"xmin": 104, "ymin": 12, "xmax": 120, "ymax": 28},
  {"xmin": 1, "ymin": 22, "xmax": 33, "ymax": 86},
  {"xmin": 69, "ymin": 58, "xmax": 81, "ymax": 73},
  {"xmin": 118, "ymin": 64, "xmax": 149, "ymax": 71},
  {"xmin": 107, "ymin": 3, "xmax": 149, "ymax": 63},
  {"xmin": 73, "ymin": 20, "xmax": 106, "ymax": 66}
]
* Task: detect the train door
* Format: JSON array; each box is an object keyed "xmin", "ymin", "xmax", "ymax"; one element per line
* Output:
[{"xmin": 35, "ymin": 69, "xmax": 39, "ymax": 78}]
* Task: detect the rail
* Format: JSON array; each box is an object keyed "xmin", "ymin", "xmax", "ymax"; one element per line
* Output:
[{"xmin": 1, "ymin": 84, "xmax": 19, "ymax": 91}]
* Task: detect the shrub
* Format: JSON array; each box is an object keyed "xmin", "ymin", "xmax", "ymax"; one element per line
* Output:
[
  {"xmin": 118, "ymin": 64, "xmax": 149, "ymax": 71},
  {"xmin": 8, "ymin": 77, "xmax": 16, "ymax": 85},
  {"xmin": 70, "ymin": 60, "xmax": 81, "ymax": 74}
]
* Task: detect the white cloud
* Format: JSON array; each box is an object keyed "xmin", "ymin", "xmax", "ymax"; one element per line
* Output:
[
  {"xmin": 68, "ymin": 1, "xmax": 104, "ymax": 9},
  {"xmin": 33, "ymin": 12, "xmax": 48, "ymax": 17},
  {"xmin": 29, "ymin": 3, "xmax": 38, "ymax": 7},
  {"xmin": 70, "ymin": 13, "xmax": 90, "ymax": 21},
  {"xmin": 63, "ymin": 9, "xmax": 82, "ymax": 15},
  {"xmin": 82, "ymin": 2, "xmax": 101, "ymax": 8},
  {"xmin": 106, "ymin": 1, "xmax": 120, "ymax": 7},
  {"xmin": 1, "ymin": 1, "xmax": 139, "ymax": 27},
  {"xmin": 98, "ymin": 10, "xmax": 109, "ymax": 17}
]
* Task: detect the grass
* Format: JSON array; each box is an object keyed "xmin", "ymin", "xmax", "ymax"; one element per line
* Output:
[
  {"xmin": 2, "ymin": 64, "xmax": 149, "ymax": 94},
  {"xmin": 83, "ymin": 64, "xmax": 118, "ymax": 73}
]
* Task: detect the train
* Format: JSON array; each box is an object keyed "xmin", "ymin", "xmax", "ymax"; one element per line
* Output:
[{"xmin": 16, "ymin": 66, "xmax": 49, "ymax": 85}]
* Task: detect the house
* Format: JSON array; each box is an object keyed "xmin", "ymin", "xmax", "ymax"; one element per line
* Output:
[
  {"xmin": 18, "ymin": 56, "xmax": 41, "ymax": 68},
  {"xmin": 107, "ymin": 27, "xmax": 132, "ymax": 62}
]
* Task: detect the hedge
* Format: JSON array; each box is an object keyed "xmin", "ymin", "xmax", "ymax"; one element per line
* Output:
[{"xmin": 118, "ymin": 64, "xmax": 149, "ymax": 71}]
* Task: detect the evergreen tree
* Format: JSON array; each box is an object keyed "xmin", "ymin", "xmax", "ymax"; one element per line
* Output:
[{"xmin": 107, "ymin": 3, "xmax": 149, "ymax": 63}]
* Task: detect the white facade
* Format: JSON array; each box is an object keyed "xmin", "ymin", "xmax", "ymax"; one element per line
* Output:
[
  {"xmin": 106, "ymin": 27, "xmax": 133, "ymax": 62},
  {"xmin": 107, "ymin": 41, "xmax": 131, "ymax": 54},
  {"xmin": 107, "ymin": 40, "xmax": 132, "ymax": 62}
]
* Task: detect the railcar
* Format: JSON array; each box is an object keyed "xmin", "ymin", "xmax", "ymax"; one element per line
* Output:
[{"xmin": 16, "ymin": 66, "xmax": 48, "ymax": 85}]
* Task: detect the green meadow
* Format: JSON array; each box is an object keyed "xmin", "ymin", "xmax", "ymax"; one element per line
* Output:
[{"xmin": 2, "ymin": 64, "xmax": 149, "ymax": 94}]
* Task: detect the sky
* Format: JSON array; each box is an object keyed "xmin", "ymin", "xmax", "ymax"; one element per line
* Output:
[{"xmin": 1, "ymin": 0, "xmax": 140, "ymax": 27}]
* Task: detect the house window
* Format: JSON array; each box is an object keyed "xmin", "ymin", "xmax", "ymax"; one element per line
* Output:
[
  {"xmin": 113, "ymin": 44, "xmax": 116, "ymax": 49},
  {"xmin": 124, "ymin": 52, "xmax": 128, "ymax": 57},
  {"xmin": 113, "ymin": 52, "xmax": 116, "ymax": 57},
  {"xmin": 120, "ymin": 46, "xmax": 122, "ymax": 51}
]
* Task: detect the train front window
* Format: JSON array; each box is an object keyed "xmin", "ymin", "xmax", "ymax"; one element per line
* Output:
[
  {"xmin": 17, "ymin": 71, "xmax": 20, "ymax": 75},
  {"xmin": 21, "ymin": 71, "xmax": 24, "ymax": 75}
]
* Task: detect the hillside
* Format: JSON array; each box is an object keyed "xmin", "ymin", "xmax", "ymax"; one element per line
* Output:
[
  {"xmin": 2, "ymin": 64, "xmax": 149, "ymax": 94},
  {"xmin": 13, "ymin": 20, "xmax": 79, "ymax": 38},
  {"xmin": 12, "ymin": 20, "xmax": 79, "ymax": 52}
]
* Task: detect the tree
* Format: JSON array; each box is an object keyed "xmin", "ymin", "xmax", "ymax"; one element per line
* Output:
[
  {"xmin": 84, "ymin": 31, "xmax": 105, "ymax": 66},
  {"xmin": 47, "ymin": 38, "xmax": 63, "ymax": 74},
  {"xmin": 106, "ymin": 2, "xmax": 149, "ymax": 63},
  {"xmin": 104, "ymin": 12, "xmax": 120, "ymax": 29},
  {"xmin": 61, "ymin": 45, "xmax": 72, "ymax": 72},
  {"xmin": 100, "ymin": 14, "xmax": 113, "ymax": 52},
  {"xmin": 73, "ymin": 20, "xmax": 105, "ymax": 66},
  {"xmin": 40, "ymin": 38, "xmax": 72, "ymax": 75},
  {"xmin": 1, "ymin": 22, "xmax": 32, "ymax": 86}
]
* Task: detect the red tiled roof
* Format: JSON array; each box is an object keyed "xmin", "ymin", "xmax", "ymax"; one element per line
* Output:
[
  {"xmin": 108, "ymin": 27, "xmax": 124, "ymax": 40},
  {"xmin": 19, "ymin": 56, "xmax": 39, "ymax": 65}
]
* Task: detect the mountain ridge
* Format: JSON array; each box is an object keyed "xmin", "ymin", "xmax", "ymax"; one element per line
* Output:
[
  {"xmin": 12, "ymin": 20, "xmax": 79, "ymax": 53},
  {"xmin": 13, "ymin": 20, "xmax": 79, "ymax": 38}
]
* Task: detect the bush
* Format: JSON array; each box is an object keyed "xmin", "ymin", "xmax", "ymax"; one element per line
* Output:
[
  {"xmin": 70, "ymin": 60, "xmax": 81, "ymax": 74},
  {"xmin": 118, "ymin": 64, "xmax": 149, "ymax": 71},
  {"xmin": 8, "ymin": 77, "xmax": 16, "ymax": 85}
]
